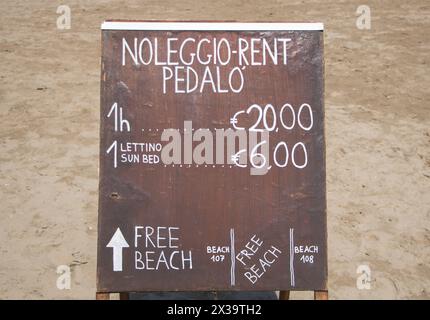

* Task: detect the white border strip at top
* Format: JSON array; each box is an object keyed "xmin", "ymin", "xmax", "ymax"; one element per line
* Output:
[{"xmin": 101, "ymin": 22, "xmax": 324, "ymax": 31}]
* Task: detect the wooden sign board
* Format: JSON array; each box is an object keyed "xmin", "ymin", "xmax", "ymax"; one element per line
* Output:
[{"xmin": 97, "ymin": 21, "xmax": 326, "ymax": 293}]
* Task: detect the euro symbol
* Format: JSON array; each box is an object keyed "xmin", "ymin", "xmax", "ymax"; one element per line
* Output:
[
  {"xmin": 230, "ymin": 110, "xmax": 245, "ymax": 130},
  {"xmin": 231, "ymin": 149, "xmax": 247, "ymax": 168}
]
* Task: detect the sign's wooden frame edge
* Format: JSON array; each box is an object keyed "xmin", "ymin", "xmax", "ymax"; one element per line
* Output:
[{"xmin": 101, "ymin": 21, "xmax": 324, "ymax": 31}]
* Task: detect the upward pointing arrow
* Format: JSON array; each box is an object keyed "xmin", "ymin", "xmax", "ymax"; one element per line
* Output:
[{"xmin": 106, "ymin": 228, "xmax": 129, "ymax": 272}]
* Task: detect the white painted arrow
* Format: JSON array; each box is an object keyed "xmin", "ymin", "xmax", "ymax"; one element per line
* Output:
[{"xmin": 106, "ymin": 228, "xmax": 129, "ymax": 272}]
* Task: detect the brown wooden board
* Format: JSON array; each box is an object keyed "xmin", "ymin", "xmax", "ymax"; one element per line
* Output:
[{"xmin": 97, "ymin": 21, "xmax": 326, "ymax": 292}]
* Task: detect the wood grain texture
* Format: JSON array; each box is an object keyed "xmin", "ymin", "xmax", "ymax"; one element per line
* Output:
[{"xmin": 97, "ymin": 22, "xmax": 326, "ymax": 293}]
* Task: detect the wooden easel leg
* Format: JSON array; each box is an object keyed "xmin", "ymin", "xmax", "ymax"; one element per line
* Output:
[
  {"xmin": 314, "ymin": 290, "xmax": 328, "ymax": 300},
  {"xmin": 96, "ymin": 292, "xmax": 110, "ymax": 300},
  {"xmin": 119, "ymin": 292, "xmax": 130, "ymax": 300},
  {"xmin": 279, "ymin": 290, "xmax": 290, "ymax": 300}
]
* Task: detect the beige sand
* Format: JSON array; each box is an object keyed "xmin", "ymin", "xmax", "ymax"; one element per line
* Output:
[{"xmin": 0, "ymin": 0, "xmax": 429, "ymax": 299}]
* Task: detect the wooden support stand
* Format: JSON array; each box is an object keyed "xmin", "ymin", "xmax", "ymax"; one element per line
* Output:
[
  {"xmin": 95, "ymin": 292, "xmax": 110, "ymax": 300},
  {"xmin": 279, "ymin": 290, "xmax": 328, "ymax": 300},
  {"xmin": 97, "ymin": 290, "xmax": 328, "ymax": 300},
  {"xmin": 96, "ymin": 292, "xmax": 130, "ymax": 300},
  {"xmin": 279, "ymin": 290, "xmax": 290, "ymax": 300},
  {"xmin": 314, "ymin": 290, "xmax": 329, "ymax": 300}
]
